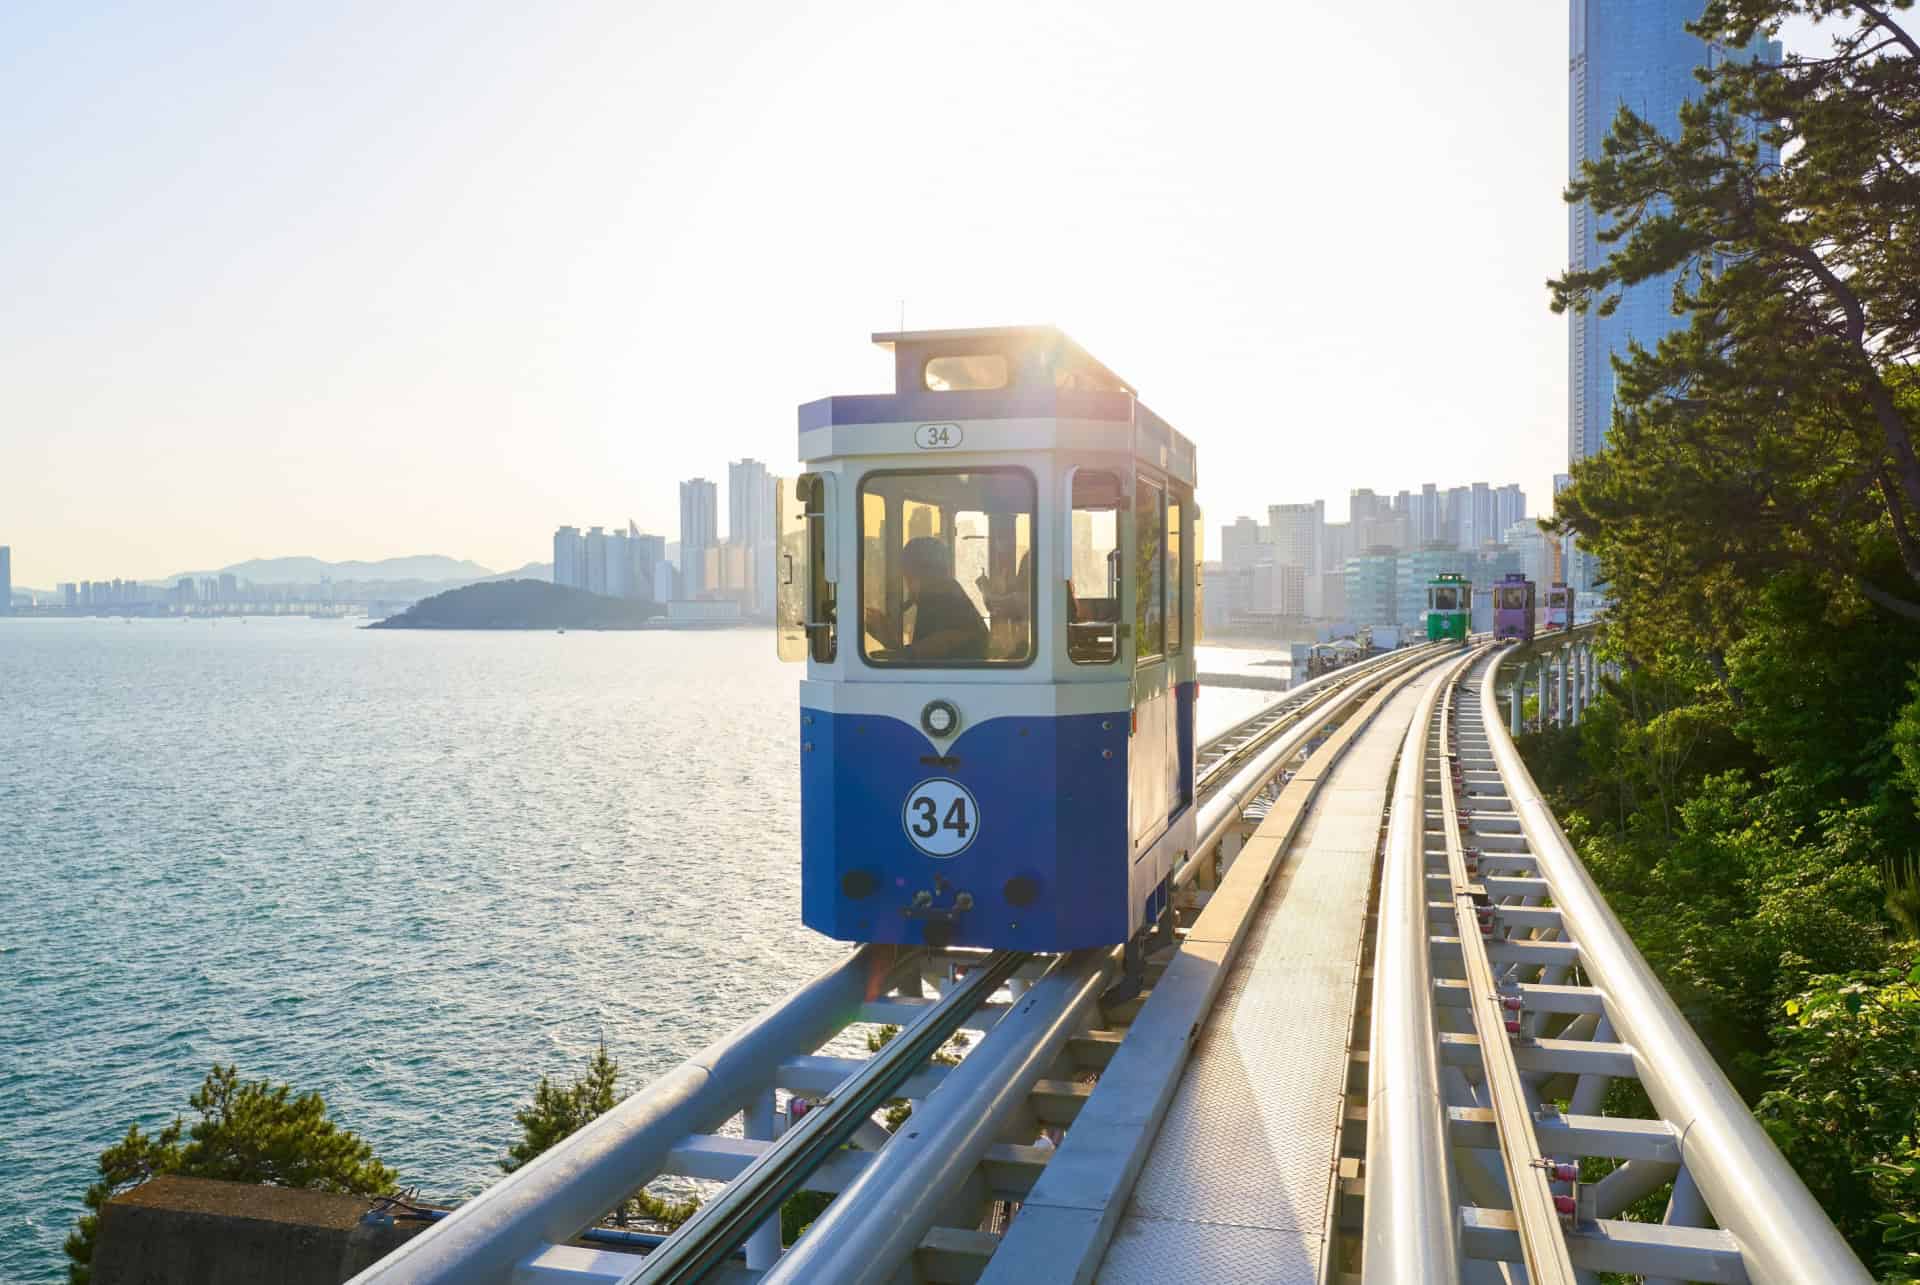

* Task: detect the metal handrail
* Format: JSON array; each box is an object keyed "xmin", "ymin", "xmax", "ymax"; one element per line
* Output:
[
  {"xmin": 629, "ymin": 951, "xmax": 1027, "ymax": 1282},
  {"xmin": 759, "ymin": 948, "xmax": 1120, "ymax": 1283},
  {"xmin": 1477, "ymin": 655, "xmax": 1871, "ymax": 1285},
  {"xmin": 1361, "ymin": 647, "xmax": 1477, "ymax": 1285},
  {"xmin": 1196, "ymin": 641, "xmax": 1447, "ymax": 793},
  {"xmin": 1183, "ymin": 643, "xmax": 1461, "ymax": 885},
  {"xmin": 346, "ymin": 945, "xmax": 924, "ymax": 1285}
]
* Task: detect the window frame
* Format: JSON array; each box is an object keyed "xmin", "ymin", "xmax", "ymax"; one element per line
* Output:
[
  {"xmin": 1064, "ymin": 466, "xmax": 1124, "ymax": 667},
  {"xmin": 855, "ymin": 466, "xmax": 1039, "ymax": 671}
]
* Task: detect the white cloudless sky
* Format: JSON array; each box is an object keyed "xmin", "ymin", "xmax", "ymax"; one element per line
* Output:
[{"xmin": 0, "ymin": 2, "xmax": 1827, "ymax": 585}]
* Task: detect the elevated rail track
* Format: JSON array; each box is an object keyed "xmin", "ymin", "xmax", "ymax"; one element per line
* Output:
[{"xmin": 350, "ymin": 631, "xmax": 1869, "ymax": 1285}]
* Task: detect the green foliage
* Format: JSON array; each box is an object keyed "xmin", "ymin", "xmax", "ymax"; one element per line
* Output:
[
  {"xmin": 781, "ymin": 1188, "xmax": 834, "ymax": 1245},
  {"xmin": 501, "ymin": 1042, "xmax": 699, "ymax": 1231},
  {"xmin": 773, "ymin": 1022, "xmax": 976, "ymax": 1247},
  {"xmin": 1550, "ymin": 1, "xmax": 1920, "ymax": 622},
  {"xmin": 863, "ymin": 1023, "xmax": 970, "ymax": 1130},
  {"xmin": 1760, "ymin": 960, "xmax": 1920, "ymax": 1277},
  {"xmin": 1533, "ymin": 1, "xmax": 1920, "ymax": 1268},
  {"xmin": 65, "ymin": 1065, "xmax": 395, "ymax": 1284},
  {"xmin": 501, "ymin": 1041, "xmax": 621, "ymax": 1175}
]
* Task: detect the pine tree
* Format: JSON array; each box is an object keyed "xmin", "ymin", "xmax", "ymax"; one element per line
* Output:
[
  {"xmin": 1550, "ymin": 0, "xmax": 1920, "ymax": 622},
  {"xmin": 500, "ymin": 1041, "xmax": 620, "ymax": 1174},
  {"xmin": 65, "ymin": 1065, "xmax": 395, "ymax": 1284}
]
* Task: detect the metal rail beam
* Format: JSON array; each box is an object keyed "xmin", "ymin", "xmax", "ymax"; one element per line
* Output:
[
  {"xmin": 345, "ymin": 945, "xmax": 922, "ymax": 1285},
  {"xmin": 1360, "ymin": 647, "xmax": 1479, "ymax": 1285},
  {"xmin": 760, "ymin": 948, "xmax": 1119, "ymax": 1283},
  {"xmin": 1186, "ymin": 644, "xmax": 1453, "ymax": 882},
  {"xmin": 627, "ymin": 951, "xmax": 1028, "ymax": 1283},
  {"xmin": 1435, "ymin": 660, "xmax": 1578, "ymax": 1285},
  {"xmin": 1477, "ymin": 653, "xmax": 1870, "ymax": 1285}
]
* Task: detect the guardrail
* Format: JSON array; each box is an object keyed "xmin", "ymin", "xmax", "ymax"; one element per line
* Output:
[
  {"xmin": 1362, "ymin": 645, "xmax": 1482, "ymax": 1284},
  {"xmin": 1474, "ymin": 648, "xmax": 1869, "ymax": 1285},
  {"xmin": 1183, "ymin": 643, "xmax": 1454, "ymax": 887}
]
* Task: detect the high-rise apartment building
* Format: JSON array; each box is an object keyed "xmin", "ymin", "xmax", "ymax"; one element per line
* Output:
[
  {"xmin": 1345, "ymin": 550, "xmax": 1398, "ymax": 629},
  {"xmin": 1504, "ymin": 519, "xmax": 1556, "ymax": 591},
  {"xmin": 1468, "ymin": 482, "xmax": 1494, "ymax": 550},
  {"xmin": 554, "ymin": 522, "xmax": 661, "ymax": 601},
  {"xmin": 1415, "ymin": 483, "xmax": 1440, "ymax": 544},
  {"xmin": 1220, "ymin": 517, "xmax": 1264, "ymax": 572},
  {"xmin": 1398, "ymin": 544, "xmax": 1469, "ymax": 632},
  {"xmin": 1350, "ymin": 489, "xmax": 1406, "ymax": 551},
  {"xmin": 1266, "ymin": 501, "xmax": 1324, "ymax": 575},
  {"xmin": 679, "ymin": 478, "xmax": 719, "ymax": 599},
  {"xmin": 1493, "ymin": 485, "xmax": 1527, "ymax": 539},
  {"xmin": 728, "ymin": 459, "xmax": 779, "ymax": 616},
  {"xmin": 632, "ymin": 528, "xmax": 665, "ymax": 601},
  {"xmin": 1569, "ymin": 2, "xmax": 1780, "ymax": 488},
  {"xmin": 0, "ymin": 545, "xmax": 11, "ymax": 615},
  {"xmin": 585, "ymin": 526, "xmax": 610, "ymax": 596},
  {"xmin": 1320, "ymin": 522, "xmax": 1353, "ymax": 575},
  {"xmin": 553, "ymin": 526, "xmax": 586, "ymax": 590}
]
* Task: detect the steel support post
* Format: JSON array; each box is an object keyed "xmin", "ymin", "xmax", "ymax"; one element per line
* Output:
[
  {"xmin": 1558, "ymin": 650, "xmax": 1570, "ymax": 729},
  {"xmin": 743, "ymin": 1090, "xmax": 781, "ymax": 1270},
  {"xmin": 1537, "ymin": 658, "xmax": 1549, "ymax": 731},
  {"xmin": 1645, "ymin": 1167, "xmax": 1711, "ymax": 1285},
  {"xmin": 1510, "ymin": 668, "xmax": 1522, "ymax": 735}
]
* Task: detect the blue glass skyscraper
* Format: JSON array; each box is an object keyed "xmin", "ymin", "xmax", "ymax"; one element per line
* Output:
[{"xmin": 1566, "ymin": 1, "xmax": 1779, "ymax": 587}]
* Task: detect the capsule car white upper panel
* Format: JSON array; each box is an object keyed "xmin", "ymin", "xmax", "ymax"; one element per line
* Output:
[{"xmin": 799, "ymin": 417, "xmax": 1168, "ymax": 471}]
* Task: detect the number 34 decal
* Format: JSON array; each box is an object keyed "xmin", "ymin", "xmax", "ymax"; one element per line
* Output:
[{"xmin": 902, "ymin": 778, "xmax": 980, "ymax": 858}]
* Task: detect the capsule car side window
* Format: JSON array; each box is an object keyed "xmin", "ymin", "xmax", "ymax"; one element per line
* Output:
[
  {"xmin": 1067, "ymin": 469, "xmax": 1122, "ymax": 664},
  {"xmin": 1166, "ymin": 492, "xmax": 1184, "ymax": 655},
  {"xmin": 1135, "ymin": 476, "xmax": 1165, "ymax": 663},
  {"xmin": 859, "ymin": 470, "xmax": 1035, "ymax": 667}
]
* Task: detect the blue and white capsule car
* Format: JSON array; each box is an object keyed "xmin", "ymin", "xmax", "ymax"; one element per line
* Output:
[{"xmin": 777, "ymin": 326, "xmax": 1199, "ymax": 954}]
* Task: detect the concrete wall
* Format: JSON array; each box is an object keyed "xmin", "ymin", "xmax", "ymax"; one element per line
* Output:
[{"xmin": 93, "ymin": 1175, "xmax": 432, "ymax": 1285}]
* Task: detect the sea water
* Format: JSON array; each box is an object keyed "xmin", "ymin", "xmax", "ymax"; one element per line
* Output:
[{"xmin": 0, "ymin": 617, "xmax": 1273, "ymax": 1278}]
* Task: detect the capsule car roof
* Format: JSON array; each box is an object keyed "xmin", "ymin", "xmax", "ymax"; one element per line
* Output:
[{"xmin": 796, "ymin": 324, "xmax": 1196, "ymax": 487}]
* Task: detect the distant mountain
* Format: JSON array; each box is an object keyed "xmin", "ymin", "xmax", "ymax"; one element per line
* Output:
[
  {"xmin": 476, "ymin": 561, "xmax": 552, "ymax": 584},
  {"xmin": 169, "ymin": 555, "xmax": 498, "ymax": 585}
]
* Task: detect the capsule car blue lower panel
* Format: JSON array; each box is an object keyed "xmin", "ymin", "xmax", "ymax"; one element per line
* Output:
[{"xmin": 800, "ymin": 707, "xmax": 1130, "ymax": 951}]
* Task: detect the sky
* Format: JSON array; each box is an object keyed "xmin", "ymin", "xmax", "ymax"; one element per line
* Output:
[{"xmin": 0, "ymin": 1, "xmax": 1830, "ymax": 587}]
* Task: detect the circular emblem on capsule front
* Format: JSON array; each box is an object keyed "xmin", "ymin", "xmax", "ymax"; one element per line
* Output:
[
  {"xmin": 921, "ymin": 699, "xmax": 960, "ymax": 738},
  {"xmin": 902, "ymin": 778, "xmax": 979, "ymax": 858}
]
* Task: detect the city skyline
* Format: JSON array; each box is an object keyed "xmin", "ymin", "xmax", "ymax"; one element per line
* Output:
[
  {"xmin": 1208, "ymin": 476, "xmax": 1547, "ymax": 635},
  {"xmin": 0, "ymin": 5, "xmax": 1833, "ymax": 591}
]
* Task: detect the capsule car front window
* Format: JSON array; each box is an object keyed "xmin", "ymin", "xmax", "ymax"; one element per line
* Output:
[
  {"xmin": 1432, "ymin": 587, "xmax": 1459, "ymax": 611},
  {"xmin": 1497, "ymin": 586, "xmax": 1526, "ymax": 609},
  {"xmin": 924, "ymin": 354, "xmax": 1010, "ymax": 392},
  {"xmin": 859, "ymin": 470, "xmax": 1035, "ymax": 667}
]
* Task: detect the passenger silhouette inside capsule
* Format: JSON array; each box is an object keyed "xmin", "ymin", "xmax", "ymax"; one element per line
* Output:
[{"xmin": 863, "ymin": 536, "xmax": 988, "ymax": 661}]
